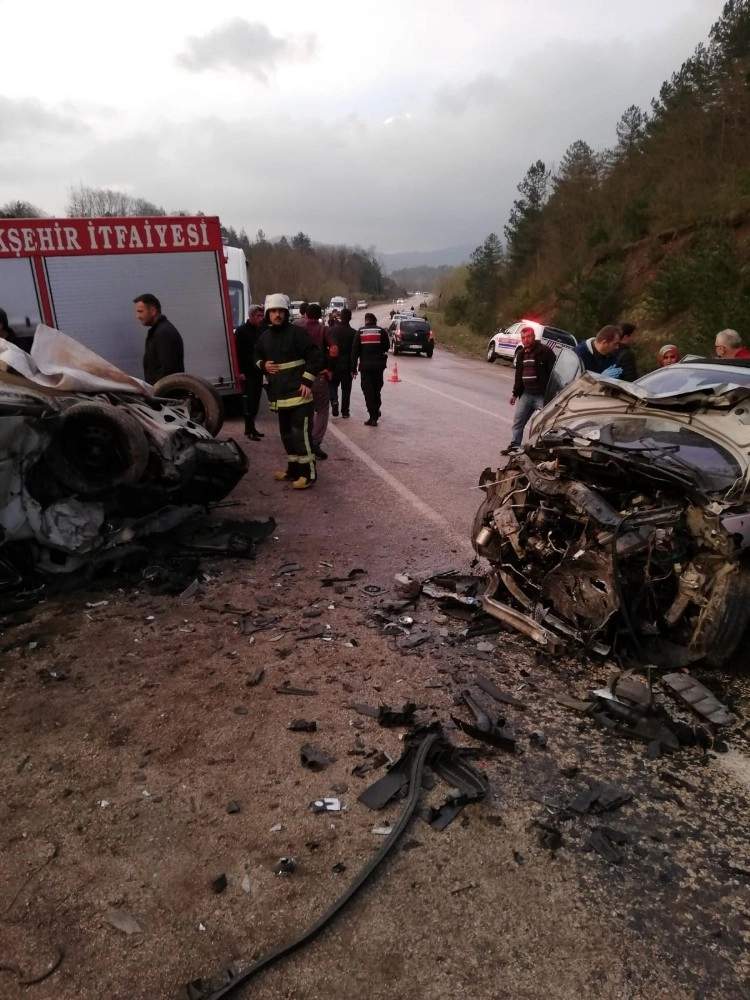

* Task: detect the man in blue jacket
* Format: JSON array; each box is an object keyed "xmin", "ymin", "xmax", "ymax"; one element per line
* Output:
[{"xmin": 574, "ymin": 325, "xmax": 622, "ymax": 376}]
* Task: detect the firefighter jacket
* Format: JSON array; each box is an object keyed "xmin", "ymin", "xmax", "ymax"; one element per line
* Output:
[{"xmin": 254, "ymin": 320, "xmax": 323, "ymax": 411}]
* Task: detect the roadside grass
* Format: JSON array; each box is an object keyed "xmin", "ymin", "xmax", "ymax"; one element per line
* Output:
[{"xmin": 425, "ymin": 310, "xmax": 490, "ymax": 362}]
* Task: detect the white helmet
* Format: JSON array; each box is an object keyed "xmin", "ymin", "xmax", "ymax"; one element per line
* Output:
[{"xmin": 264, "ymin": 293, "xmax": 291, "ymax": 313}]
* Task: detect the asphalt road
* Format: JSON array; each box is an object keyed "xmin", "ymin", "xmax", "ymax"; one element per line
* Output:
[{"xmin": 322, "ymin": 296, "xmax": 515, "ymax": 564}]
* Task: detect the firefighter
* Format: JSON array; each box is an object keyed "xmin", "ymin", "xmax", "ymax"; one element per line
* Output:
[
  {"xmin": 352, "ymin": 312, "xmax": 390, "ymax": 426},
  {"xmin": 254, "ymin": 293, "xmax": 323, "ymax": 490},
  {"xmin": 234, "ymin": 304, "xmax": 267, "ymax": 440},
  {"xmin": 133, "ymin": 293, "xmax": 185, "ymax": 384}
]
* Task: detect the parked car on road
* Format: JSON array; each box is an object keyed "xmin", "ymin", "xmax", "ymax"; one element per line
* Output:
[
  {"xmin": 473, "ymin": 352, "xmax": 750, "ymax": 668},
  {"xmin": 356, "ymin": 300, "xmax": 368, "ymax": 310},
  {"xmin": 486, "ymin": 319, "xmax": 576, "ymax": 364},
  {"xmin": 387, "ymin": 316, "xmax": 435, "ymax": 357}
]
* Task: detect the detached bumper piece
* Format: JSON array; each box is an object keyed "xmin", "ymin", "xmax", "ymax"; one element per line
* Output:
[{"xmin": 187, "ymin": 726, "xmax": 486, "ymax": 1000}]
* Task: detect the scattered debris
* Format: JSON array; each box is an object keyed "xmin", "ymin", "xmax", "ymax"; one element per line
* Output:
[
  {"xmin": 288, "ymin": 719, "xmax": 317, "ymax": 732},
  {"xmin": 371, "ymin": 824, "xmax": 393, "ymax": 836},
  {"xmin": 587, "ymin": 828, "xmax": 627, "ymax": 865},
  {"xmin": 331, "ymin": 862, "xmax": 347, "ymax": 874},
  {"xmin": 269, "ymin": 823, "xmax": 283, "ymax": 832},
  {"xmin": 394, "ymin": 573, "xmax": 422, "ymax": 599},
  {"xmin": 0, "ymin": 946, "xmax": 64, "ymax": 986},
  {"xmin": 226, "ymin": 800, "xmax": 241, "ymax": 815},
  {"xmin": 311, "ymin": 797, "xmax": 341, "ymax": 813},
  {"xmin": 662, "ymin": 672, "xmax": 736, "ymax": 726},
  {"xmin": 106, "ymin": 908, "xmax": 142, "ymax": 934},
  {"xmin": 246, "ymin": 667, "xmax": 264, "ymax": 687},
  {"xmin": 300, "ymin": 745, "xmax": 332, "ymax": 771},
  {"xmin": 378, "ymin": 702, "xmax": 417, "ymax": 727},
  {"xmin": 475, "ymin": 673, "xmax": 527, "ymax": 709},
  {"xmin": 566, "ymin": 781, "xmax": 633, "ymax": 816},
  {"xmin": 274, "ymin": 858, "xmax": 297, "ymax": 876},
  {"xmin": 274, "ymin": 682, "xmax": 318, "ymax": 697}
]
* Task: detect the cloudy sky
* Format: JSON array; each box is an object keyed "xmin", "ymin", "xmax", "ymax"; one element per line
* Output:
[{"xmin": 0, "ymin": 0, "xmax": 724, "ymax": 254}]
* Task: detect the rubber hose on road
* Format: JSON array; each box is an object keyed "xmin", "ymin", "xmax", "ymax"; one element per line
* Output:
[{"xmin": 193, "ymin": 731, "xmax": 439, "ymax": 1000}]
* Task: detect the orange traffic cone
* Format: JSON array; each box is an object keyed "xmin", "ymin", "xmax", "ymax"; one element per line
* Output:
[{"xmin": 388, "ymin": 360, "xmax": 401, "ymax": 383}]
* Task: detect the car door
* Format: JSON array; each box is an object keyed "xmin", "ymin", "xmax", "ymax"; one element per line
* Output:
[{"xmin": 543, "ymin": 345, "xmax": 584, "ymax": 405}]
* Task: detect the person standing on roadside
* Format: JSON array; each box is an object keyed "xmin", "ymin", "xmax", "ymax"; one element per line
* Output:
[
  {"xmin": 134, "ymin": 293, "xmax": 184, "ymax": 384},
  {"xmin": 304, "ymin": 302, "xmax": 336, "ymax": 460},
  {"xmin": 329, "ymin": 308, "xmax": 356, "ymax": 417},
  {"xmin": 574, "ymin": 325, "xmax": 622, "ymax": 376},
  {"xmin": 502, "ymin": 326, "xmax": 556, "ymax": 454},
  {"xmin": 254, "ymin": 293, "xmax": 322, "ymax": 490},
  {"xmin": 0, "ymin": 307, "xmax": 18, "ymax": 345},
  {"xmin": 234, "ymin": 304, "xmax": 267, "ymax": 440},
  {"xmin": 352, "ymin": 312, "xmax": 390, "ymax": 426},
  {"xmin": 715, "ymin": 328, "xmax": 750, "ymax": 359},
  {"xmin": 294, "ymin": 301, "xmax": 309, "ymax": 327},
  {"xmin": 616, "ymin": 322, "xmax": 639, "ymax": 382}
]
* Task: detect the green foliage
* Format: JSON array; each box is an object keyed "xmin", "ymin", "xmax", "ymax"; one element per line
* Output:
[
  {"xmin": 554, "ymin": 261, "xmax": 625, "ymax": 337},
  {"xmin": 645, "ymin": 228, "xmax": 750, "ymax": 352},
  {"xmin": 464, "ymin": 233, "xmax": 505, "ymax": 332},
  {"xmin": 621, "ymin": 192, "xmax": 652, "ymax": 241},
  {"xmin": 504, "ymin": 160, "xmax": 550, "ymax": 271},
  {"xmin": 443, "ymin": 295, "xmax": 469, "ymax": 326},
  {"xmin": 0, "ymin": 200, "xmax": 46, "ymax": 218}
]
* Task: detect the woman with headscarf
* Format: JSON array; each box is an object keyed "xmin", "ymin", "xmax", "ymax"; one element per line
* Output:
[{"xmin": 658, "ymin": 344, "xmax": 680, "ymax": 367}]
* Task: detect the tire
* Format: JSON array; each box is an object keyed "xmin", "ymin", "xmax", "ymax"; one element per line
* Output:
[
  {"xmin": 152, "ymin": 373, "xmax": 224, "ymax": 436},
  {"xmin": 47, "ymin": 402, "xmax": 150, "ymax": 492},
  {"xmin": 689, "ymin": 566, "xmax": 750, "ymax": 669},
  {"xmin": 486, "ymin": 342, "xmax": 497, "ymax": 363},
  {"xmin": 426, "ymin": 347, "xmax": 434, "ymax": 358},
  {"xmin": 392, "ymin": 345, "xmax": 400, "ymax": 356}
]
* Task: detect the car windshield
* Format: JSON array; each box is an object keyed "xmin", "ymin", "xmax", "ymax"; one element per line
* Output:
[
  {"xmin": 636, "ymin": 363, "xmax": 750, "ymax": 394},
  {"xmin": 551, "ymin": 414, "xmax": 744, "ymax": 493},
  {"xmin": 401, "ymin": 321, "xmax": 429, "ymax": 333}
]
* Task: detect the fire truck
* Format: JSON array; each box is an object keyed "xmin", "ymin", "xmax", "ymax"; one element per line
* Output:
[{"xmin": 0, "ymin": 215, "xmax": 250, "ymax": 394}]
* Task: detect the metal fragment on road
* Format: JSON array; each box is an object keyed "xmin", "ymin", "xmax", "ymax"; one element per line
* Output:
[
  {"xmin": 475, "ymin": 674, "xmax": 527, "ymax": 709},
  {"xmin": 106, "ymin": 908, "xmax": 142, "ymax": 934},
  {"xmin": 274, "ymin": 683, "xmax": 318, "ymax": 696},
  {"xmin": 311, "ymin": 797, "xmax": 341, "ymax": 813},
  {"xmin": 662, "ymin": 672, "xmax": 736, "ymax": 726},
  {"xmin": 288, "ymin": 718, "xmax": 317, "ymax": 732}
]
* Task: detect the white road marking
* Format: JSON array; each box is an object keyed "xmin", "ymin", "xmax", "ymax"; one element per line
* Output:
[
  {"xmin": 392, "ymin": 370, "xmax": 514, "ymax": 425},
  {"xmin": 326, "ymin": 423, "xmax": 475, "ymax": 557}
]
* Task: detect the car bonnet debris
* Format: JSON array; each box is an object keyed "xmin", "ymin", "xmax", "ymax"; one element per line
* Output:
[{"xmin": 0, "ymin": 329, "xmax": 249, "ymax": 590}]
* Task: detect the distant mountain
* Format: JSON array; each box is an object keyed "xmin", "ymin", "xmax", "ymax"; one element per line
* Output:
[{"xmin": 380, "ymin": 244, "xmax": 474, "ymax": 273}]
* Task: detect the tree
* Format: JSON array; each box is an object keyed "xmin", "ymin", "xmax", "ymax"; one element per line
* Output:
[
  {"xmin": 710, "ymin": 0, "xmax": 750, "ymax": 64},
  {"xmin": 614, "ymin": 106, "xmax": 648, "ymax": 158},
  {"xmin": 0, "ymin": 200, "xmax": 46, "ymax": 218},
  {"xmin": 465, "ymin": 233, "xmax": 505, "ymax": 331},
  {"xmin": 291, "ymin": 231, "xmax": 312, "ymax": 252},
  {"xmin": 504, "ymin": 160, "xmax": 551, "ymax": 272},
  {"xmin": 66, "ymin": 184, "xmax": 166, "ymax": 217}
]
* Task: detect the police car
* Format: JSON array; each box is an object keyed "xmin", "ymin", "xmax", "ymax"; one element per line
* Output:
[{"xmin": 486, "ymin": 319, "xmax": 577, "ymax": 364}]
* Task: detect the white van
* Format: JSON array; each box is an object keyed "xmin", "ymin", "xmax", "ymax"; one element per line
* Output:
[
  {"xmin": 223, "ymin": 244, "xmax": 252, "ymax": 328},
  {"xmin": 328, "ymin": 295, "xmax": 348, "ymax": 314}
]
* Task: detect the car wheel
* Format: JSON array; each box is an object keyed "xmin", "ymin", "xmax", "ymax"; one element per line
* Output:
[
  {"xmin": 688, "ymin": 566, "xmax": 750, "ymax": 669},
  {"xmin": 392, "ymin": 345, "xmax": 400, "ymax": 356},
  {"xmin": 47, "ymin": 402, "xmax": 150, "ymax": 492},
  {"xmin": 486, "ymin": 343, "xmax": 497, "ymax": 363},
  {"xmin": 426, "ymin": 348, "xmax": 434, "ymax": 358},
  {"xmin": 152, "ymin": 373, "xmax": 225, "ymax": 436}
]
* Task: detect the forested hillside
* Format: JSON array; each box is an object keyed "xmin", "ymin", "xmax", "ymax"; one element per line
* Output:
[{"xmin": 436, "ymin": 0, "xmax": 750, "ymax": 360}]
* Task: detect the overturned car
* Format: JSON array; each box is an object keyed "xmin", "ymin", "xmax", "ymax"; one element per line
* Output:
[
  {"xmin": 1, "ymin": 327, "xmax": 247, "ymax": 581},
  {"xmin": 473, "ymin": 351, "xmax": 750, "ymax": 667}
]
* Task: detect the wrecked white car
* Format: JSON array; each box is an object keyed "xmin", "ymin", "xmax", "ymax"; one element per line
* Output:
[
  {"xmin": 1, "ymin": 327, "xmax": 247, "ymax": 579},
  {"xmin": 473, "ymin": 351, "xmax": 750, "ymax": 668}
]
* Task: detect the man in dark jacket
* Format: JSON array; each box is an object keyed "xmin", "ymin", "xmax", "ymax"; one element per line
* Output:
[
  {"xmin": 503, "ymin": 326, "xmax": 556, "ymax": 453},
  {"xmin": 329, "ymin": 308, "xmax": 356, "ymax": 417},
  {"xmin": 352, "ymin": 313, "xmax": 390, "ymax": 426},
  {"xmin": 235, "ymin": 304, "xmax": 267, "ymax": 440},
  {"xmin": 254, "ymin": 293, "xmax": 323, "ymax": 490},
  {"xmin": 134, "ymin": 293, "xmax": 184, "ymax": 384},
  {"xmin": 304, "ymin": 302, "xmax": 335, "ymax": 459},
  {"xmin": 0, "ymin": 307, "xmax": 18, "ymax": 345},
  {"xmin": 616, "ymin": 323, "xmax": 638, "ymax": 382}
]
